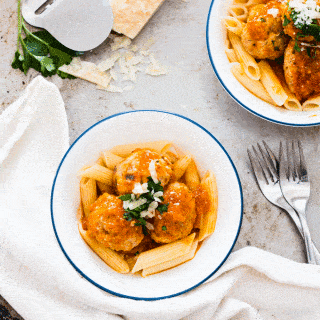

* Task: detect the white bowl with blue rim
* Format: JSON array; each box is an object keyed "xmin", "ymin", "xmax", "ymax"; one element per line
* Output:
[
  {"xmin": 206, "ymin": 0, "xmax": 320, "ymax": 126},
  {"xmin": 51, "ymin": 110, "xmax": 243, "ymax": 300}
]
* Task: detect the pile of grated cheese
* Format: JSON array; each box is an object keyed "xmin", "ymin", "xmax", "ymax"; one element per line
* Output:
[
  {"xmin": 288, "ymin": 0, "xmax": 320, "ymax": 26},
  {"xmin": 59, "ymin": 34, "xmax": 169, "ymax": 93}
]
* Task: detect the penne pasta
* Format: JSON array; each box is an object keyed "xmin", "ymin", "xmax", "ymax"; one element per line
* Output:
[
  {"xmin": 258, "ymin": 60, "xmax": 288, "ymax": 106},
  {"xmin": 142, "ymin": 237, "xmax": 199, "ymax": 277},
  {"xmin": 233, "ymin": 0, "xmax": 265, "ymax": 8},
  {"xmin": 78, "ymin": 223, "xmax": 130, "ymax": 273},
  {"xmin": 184, "ymin": 159, "xmax": 200, "ymax": 191},
  {"xmin": 302, "ymin": 95, "xmax": 320, "ymax": 110},
  {"xmin": 101, "ymin": 150, "xmax": 123, "ymax": 170},
  {"xmin": 225, "ymin": 39, "xmax": 238, "ymax": 63},
  {"xmin": 79, "ymin": 163, "xmax": 113, "ymax": 185},
  {"xmin": 163, "ymin": 151, "xmax": 179, "ymax": 164},
  {"xmin": 173, "ymin": 155, "xmax": 192, "ymax": 180},
  {"xmin": 96, "ymin": 181, "xmax": 114, "ymax": 194},
  {"xmin": 199, "ymin": 171, "xmax": 218, "ymax": 241},
  {"xmin": 228, "ymin": 31, "xmax": 260, "ymax": 80},
  {"xmin": 223, "ymin": 17, "xmax": 244, "ymax": 37},
  {"xmin": 131, "ymin": 233, "xmax": 195, "ymax": 273},
  {"xmin": 80, "ymin": 177, "xmax": 97, "ymax": 217},
  {"xmin": 96, "ymin": 157, "xmax": 105, "ymax": 166},
  {"xmin": 228, "ymin": 4, "xmax": 248, "ymax": 22},
  {"xmin": 230, "ymin": 63, "xmax": 274, "ymax": 105},
  {"xmin": 282, "ymin": 83, "xmax": 302, "ymax": 111},
  {"xmin": 109, "ymin": 141, "xmax": 172, "ymax": 157}
]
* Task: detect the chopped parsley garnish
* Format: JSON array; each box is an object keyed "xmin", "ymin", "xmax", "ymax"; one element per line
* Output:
[
  {"xmin": 162, "ymin": 226, "xmax": 167, "ymax": 231},
  {"xmin": 157, "ymin": 203, "xmax": 169, "ymax": 214},
  {"xmin": 118, "ymin": 194, "xmax": 132, "ymax": 201},
  {"xmin": 134, "ymin": 251, "xmax": 140, "ymax": 256},
  {"xmin": 119, "ymin": 176, "xmax": 169, "ymax": 234},
  {"xmin": 260, "ymin": 18, "xmax": 266, "ymax": 22},
  {"xmin": 283, "ymin": 15, "xmax": 291, "ymax": 26}
]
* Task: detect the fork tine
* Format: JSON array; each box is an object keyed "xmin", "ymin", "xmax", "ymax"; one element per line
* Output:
[
  {"xmin": 248, "ymin": 147, "xmax": 269, "ymax": 185},
  {"xmin": 256, "ymin": 143, "xmax": 276, "ymax": 183},
  {"xmin": 286, "ymin": 140, "xmax": 295, "ymax": 181},
  {"xmin": 297, "ymin": 140, "xmax": 309, "ymax": 182},
  {"xmin": 262, "ymin": 140, "xmax": 278, "ymax": 178},
  {"xmin": 279, "ymin": 141, "xmax": 288, "ymax": 181},
  {"xmin": 291, "ymin": 140, "xmax": 299, "ymax": 181}
]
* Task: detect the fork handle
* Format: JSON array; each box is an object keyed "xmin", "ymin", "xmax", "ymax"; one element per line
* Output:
[{"xmin": 299, "ymin": 214, "xmax": 320, "ymax": 265}]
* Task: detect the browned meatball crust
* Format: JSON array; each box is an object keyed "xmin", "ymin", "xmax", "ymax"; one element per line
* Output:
[
  {"xmin": 151, "ymin": 182, "xmax": 196, "ymax": 244},
  {"xmin": 241, "ymin": 1, "xmax": 287, "ymax": 60},
  {"xmin": 87, "ymin": 193, "xmax": 144, "ymax": 251},
  {"xmin": 114, "ymin": 149, "xmax": 173, "ymax": 195},
  {"xmin": 284, "ymin": 39, "xmax": 320, "ymax": 101}
]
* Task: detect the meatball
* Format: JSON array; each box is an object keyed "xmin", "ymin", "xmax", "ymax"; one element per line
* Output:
[
  {"xmin": 284, "ymin": 39, "xmax": 320, "ymax": 101},
  {"xmin": 151, "ymin": 182, "xmax": 196, "ymax": 244},
  {"xmin": 114, "ymin": 149, "xmax": 173, "ymax": 195},
  {"xmin": 87, "ymin": 193, "xmax": 144, "ymax": 251},
  {"xmin": 241, "ymin": 1, "xmax": 287, "ymax": 60}
]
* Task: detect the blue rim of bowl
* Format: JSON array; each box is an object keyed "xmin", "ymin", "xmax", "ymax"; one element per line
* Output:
[
  {"xmin": 51, "ymin": 110, "xmax": 243, "ymax": 301},
  {"xmin": 206, "ymin": 0, "xmax": 320, "ymax": 127}
]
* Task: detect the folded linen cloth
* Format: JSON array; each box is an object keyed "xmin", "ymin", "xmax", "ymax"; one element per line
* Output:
[{"xmin": 1, "ymin": 76, "xmax": 320, "ymax": 320}]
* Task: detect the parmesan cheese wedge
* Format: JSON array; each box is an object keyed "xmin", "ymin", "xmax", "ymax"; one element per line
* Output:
[
  {"xmin": 110, "ymin": 0, "xmax": 167, "ymax": 39},
  {"xmin": 59, "ymin": 58, "xmax": 111, "ymax": 88}
]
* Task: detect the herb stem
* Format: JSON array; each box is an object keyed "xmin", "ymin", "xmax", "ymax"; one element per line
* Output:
[{"xmin": 17, "ymin": 0, "xmax": 22, "ymax": 51}]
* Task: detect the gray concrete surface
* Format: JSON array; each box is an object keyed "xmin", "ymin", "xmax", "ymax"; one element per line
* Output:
[{"xmin": 1, "ymin": 0, "xmax": 320, "ymax": 318}]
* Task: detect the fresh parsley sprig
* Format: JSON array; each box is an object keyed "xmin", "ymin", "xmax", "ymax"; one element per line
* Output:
[
  {"xmin": 119, "ymin": 177, "xmax": 169, "ymax": 235},
  {"xmin": 12, "ymin": 0, "xmax": 81, "ymax": 78}
]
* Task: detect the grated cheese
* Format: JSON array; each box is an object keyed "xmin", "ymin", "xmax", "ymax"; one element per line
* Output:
[
  {"xmin": 149, "ymin": 160, "xmax": 159, "ymax": 183},
  {"xmin": 288, "ymin": 0, "xmax": 320, "ymax": 26},
  {"xmin": 267, "ymin": 8, "xmax": 279, "ymax": 18}
]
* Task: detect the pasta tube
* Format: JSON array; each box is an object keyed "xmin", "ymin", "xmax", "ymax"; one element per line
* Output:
[
  {"xmin": 199, "ymin": 171, "xmax": 218, "ymax": 241},
  {"xmin": 184, "ymin": 159, "xmax": 200, "ymax": 191},
  {"xmin": 131, "ymin": 233, "xmax": 195, "ymax": 273},
  {"xmin": 79, "ymin": 164, "xmax": 113, "ymax": 185},
  {"xmin": 230, "ymin": 63, "xmax": 274, "ymax": 104},
  {"xmin": 78, "ymin": 223, "xmax": 130, "ymax": 273},
  {"xmin": 142, "ymin": 237, "xmax": 199, "ymax": 277},
  {"xmin": 223, "ymin": 17, "xmax": 244, "ymax": 37},
  {"xmin": 110, "ymin": 141, "xmax": 172, "ymax": 157},
  {"xmin": 80, "ymin": 177, "xmax": 97, "ymax": 217},
  {"xmin": 228, "ymin": 4, "xmax": 248, "ymax": 21},
  {"xmin": 228, "ymin": 31, "xmax": 260, "ymax": 80},
  {"xmin": 101, "ymin": 150, "xmax": 123, "ymax": 170},
  {"xmin": 258, "ymin": 60, "xmax": 288, "ymax": 106},
  {"xmin": 173, "ymin": 155, "xmax": 192, "ymax": 180},
  {"xmin": 302, "ymin": 95, "xmax": 320, "ymax": 110}
]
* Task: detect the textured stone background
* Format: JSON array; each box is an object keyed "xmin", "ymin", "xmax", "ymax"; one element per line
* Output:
[{"xmin": 1, "ymin": 0, "xmax": 320, "ymax": 318}]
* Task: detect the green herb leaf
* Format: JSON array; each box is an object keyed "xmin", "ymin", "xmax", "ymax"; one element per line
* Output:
[
  {"xmin": 260, "ymin": 18, "xmax": 266, "ymax": 22},
  {"xmin": 283, "ymin": 15, "xmax": 291, "ymax": 27},
  {"xmin": 119, "ymin": 194, "xmax": 132, "ymax": 201},
  {"xmin": 162, "ymin": 226, "xmax": 167, "ymax": 231},
  {"xmin": 157, "ymin": 203, "xmax": 169, "ymax": 214},
  {"xmin": 11, "ymin": 1, "xmax": 79, "ymax": 79}
]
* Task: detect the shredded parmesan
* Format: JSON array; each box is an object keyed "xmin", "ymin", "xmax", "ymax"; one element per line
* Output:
[
  {"xmin": 288, "ymin": 0, "xmax": 320, "ymax": 26},
  {"xmin": 267, "ymin": 8, "xmax": 279, "ymax": 18},
  {"xmin": 149, "ymin": 160, "xmax": 159, "ymax": 183},
  {"xmin": 132, "ymin": 182, "xmax": 149, "ymax": 194}
]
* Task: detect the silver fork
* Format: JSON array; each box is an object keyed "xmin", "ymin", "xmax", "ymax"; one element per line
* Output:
[
  {"xmin": 279, "ymin": 140, "xmax": 320, "ymax": 264},
  {"xmin": 248, "ymin": 141, "xmax": 320, "ymax": 264}
]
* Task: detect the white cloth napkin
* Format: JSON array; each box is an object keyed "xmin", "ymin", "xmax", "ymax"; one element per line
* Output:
[{"xmin": 1, "ymin": 76, "xmax": 320, "ymax": 320}]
